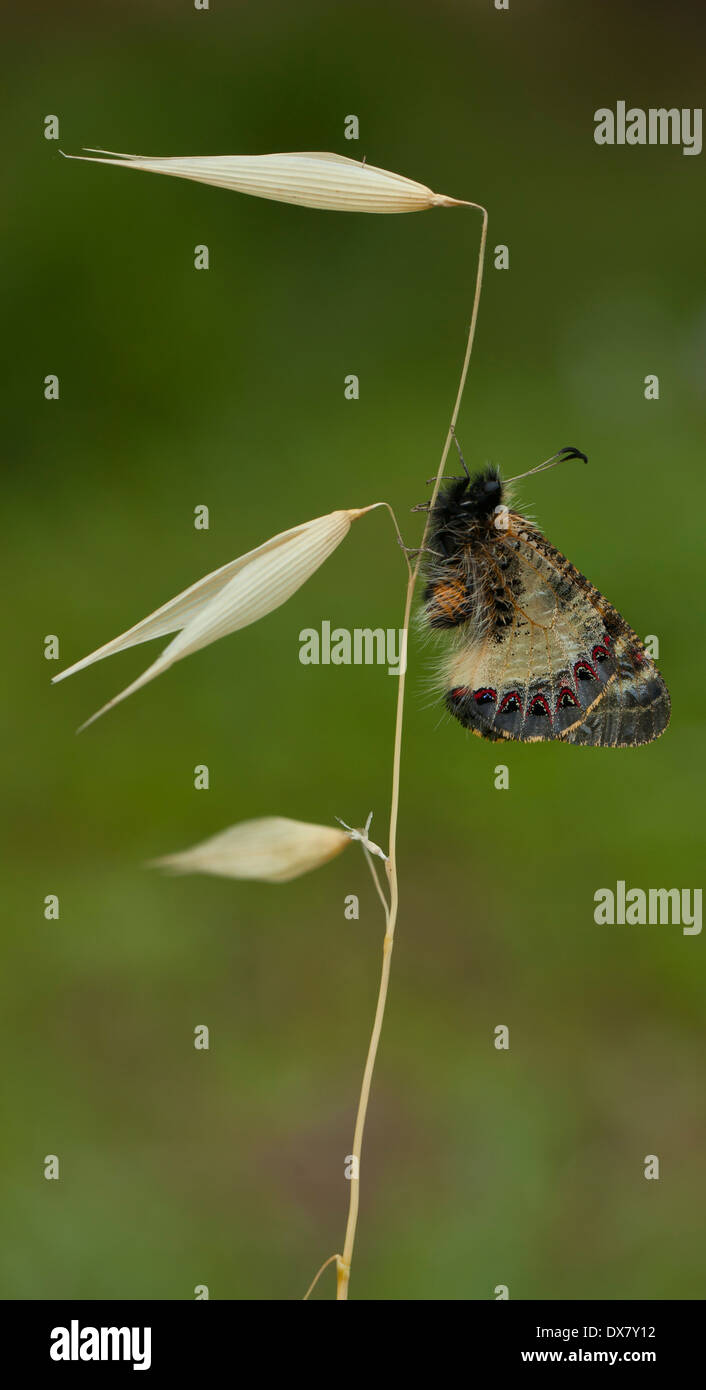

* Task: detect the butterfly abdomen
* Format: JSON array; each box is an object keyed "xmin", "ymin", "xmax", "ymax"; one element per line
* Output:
[{"xmin": 423, "ymin": 575, "xmax": 475, "ymax": 629}]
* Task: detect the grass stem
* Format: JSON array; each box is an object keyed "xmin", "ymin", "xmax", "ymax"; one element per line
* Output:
[{"xmin": 335, "ymin": 202, "xmax": 488, "ymax": 1300}]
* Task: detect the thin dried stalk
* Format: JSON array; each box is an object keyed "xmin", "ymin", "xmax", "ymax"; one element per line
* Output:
[{"xmin": 334, "ymin": 201, "xmax": 489, "ymax": 1301}]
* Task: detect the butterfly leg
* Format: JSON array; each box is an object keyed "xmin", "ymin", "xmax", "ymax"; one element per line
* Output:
[
  {"xmin": 397, "ymin": 538, "xmax": 442, "ymax": 560},
  {"xmin": 422, "ymin": 429, "xmax": 472, "ymax": 490},
  {"xmin": 449, "ymin": 425, "xmax": 471, "ymax": 479}
]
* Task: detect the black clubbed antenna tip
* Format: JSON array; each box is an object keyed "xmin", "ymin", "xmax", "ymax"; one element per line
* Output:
[{"xmin": 506, "ymin": 445, "xmax": 588, "ymax": 484}]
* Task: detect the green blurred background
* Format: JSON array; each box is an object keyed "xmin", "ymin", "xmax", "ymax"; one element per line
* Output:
[{"xmin": 4, "ymin": 0, "xmax": 704, "ymax": 1299}]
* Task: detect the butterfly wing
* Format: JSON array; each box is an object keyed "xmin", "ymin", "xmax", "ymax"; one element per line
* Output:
[{"xmin": 440, "ymin": 518, "xmax": 670, "ymax": 747}]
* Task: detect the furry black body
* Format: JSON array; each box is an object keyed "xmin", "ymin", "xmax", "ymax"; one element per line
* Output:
[{"xmin": 427, "ymin": 467, "xmax": 503, "ymax": 558}]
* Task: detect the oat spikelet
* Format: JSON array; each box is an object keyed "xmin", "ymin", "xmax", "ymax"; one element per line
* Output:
[
  {"xmin": 54, "ymin": 506, "xmax": 382, "ymax": 729},
  {"xmin": 150, "ymin": 817, "xmax": 351, "ymax": 884},
  {"xmin": 62, "ymin": 148, "xmax": 469, "ymax": 214}
]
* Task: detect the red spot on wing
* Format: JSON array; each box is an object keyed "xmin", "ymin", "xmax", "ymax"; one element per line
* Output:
[
  {"xmin": 574, "ymin": 659, "xmax": 598, "ymax": 682},
  {"xmin": 498, "ymin": 691, "xmax": 522, "ymax": 715},
  {"xmin": 528, "ymin": 693, "xmax": 552, "ymax": 721},
  {"xmin": 556, "ymin": 686, "xmax": 579, "ymax": 710}
]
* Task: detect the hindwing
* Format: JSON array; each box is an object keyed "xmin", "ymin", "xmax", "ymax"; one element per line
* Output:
[{"xmin": 434, "ymin": 513, "xmax": 670, "ymax": 747}]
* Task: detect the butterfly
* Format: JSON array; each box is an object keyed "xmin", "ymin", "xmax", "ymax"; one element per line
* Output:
[{"xmin": 421, "ymin": 446, "xmax": 670, "ymax": 746}]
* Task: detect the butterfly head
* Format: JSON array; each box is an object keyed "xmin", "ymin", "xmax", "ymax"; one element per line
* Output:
[
  {"xmin": 433, "ymin": 465, "xmax": 504, "ymax": 527},
  {"xmin": 460, "ymin": 465, "xmax": 504, "ymax": 518}
]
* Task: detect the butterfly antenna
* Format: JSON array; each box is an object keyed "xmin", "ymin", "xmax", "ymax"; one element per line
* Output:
[{"xmin": 506, "ymin": 445, "xmax": 588, "ymax": 484}]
